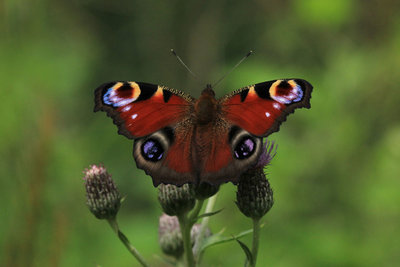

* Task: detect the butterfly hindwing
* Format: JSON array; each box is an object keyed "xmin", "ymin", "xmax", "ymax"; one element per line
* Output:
[
  {"xmin": 133, "ymin": 125, "xmax": 197, "ymax": 185},
  {"xmin": 219, "ymin": 79, "xmax": 313, "ymax": 137},
  {"xmin": 198, "ymin": 125, "xmax": 264, "ymax": 185}
]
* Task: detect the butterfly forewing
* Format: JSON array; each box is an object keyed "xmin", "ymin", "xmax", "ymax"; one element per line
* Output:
[
  {"xmin": 219, "ymin": 79, "xmax": 313, "ymax": 137},
  {"xmin": 94, "ymin": 81, "xmax": 194, "ymax": 139}
]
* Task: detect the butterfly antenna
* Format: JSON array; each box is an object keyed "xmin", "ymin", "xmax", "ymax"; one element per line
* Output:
[
  {"xmin": 212, "ymin": 50, "xmax": 253, "ymax": 88},
  {"xmin": 171, "ymin": 49, "xmax": 198, "ymax": 79}
]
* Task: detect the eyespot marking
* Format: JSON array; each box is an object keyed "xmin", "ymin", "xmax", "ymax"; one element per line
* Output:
[
  {"xmin": 269, "ymin": 80, "xmax": 304, "ymax": 104},
  {"xmin": 103, "ymin": 82, "xmax": 141, "ymax": 107},
  {"xmin": 141, "ymin": 139, "xmax": 164, "ymax": 162},
  {"xmin": 288, "ymin": 80, "xmax": 304, "ymax": 102},
  {"xmin": 234, "ymin": 137, "xmax": 256, "ymax": 159}
]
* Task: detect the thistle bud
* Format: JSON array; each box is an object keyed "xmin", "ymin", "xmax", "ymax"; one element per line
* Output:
[
  {"xmin": 83, "ymin": 164, "xmax": 121, "ymax": 220},
  {"xmin": 236, "ymin": 141, "xmax": 276, "ymax": 219},
  {"xmin": 158, "ymin": 214, "xmax": 184, "ymax": 258},
  {"xmin": 158, "ymin": 184, "xmax": 195, "ymax": 216},
  {"xmin": 194, "ymin": 182, "xmax": 219, "ymax": 200},
  {"xmin": 236, "ymin": 169, "xmax": 274, "ymax": 220}
]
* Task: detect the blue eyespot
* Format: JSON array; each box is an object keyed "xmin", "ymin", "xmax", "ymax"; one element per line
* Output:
[
  {"xmin": 292, "ymin": 84, "xmax": 303, "ymax": 102},
  {"xmin": 103, "ymin": 87, "xmax": 135, "ymax": 107},
  {"xmin": 141, "ymin": 139, "xmax": 164, "ymax": 162},
  {"xmin": 103, "ymin": 88, "xmax": 114, "ymax": 105},
  {"xmin": 234, "ymin": 137, "xmax": 255, "ymax": 159}
]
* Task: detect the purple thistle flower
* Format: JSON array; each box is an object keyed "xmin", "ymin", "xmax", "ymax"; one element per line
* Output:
[{"xmin": 255, "ymin": 140, "xmax": 277, "ymax": 169}]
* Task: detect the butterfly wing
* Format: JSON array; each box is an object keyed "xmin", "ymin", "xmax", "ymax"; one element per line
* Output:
[
  {"xmin": 219, "ymin": 79, "xmax": 313, "ymax": 137},
  {"xmin": 197, "ymin": 79, "xmax": 312, "ymax": 184},
  {"xmin": 94, "ymin": 81, "xmax": 197, "ymax": 185},
  {"xmin": 196, "ymin": 124, "xmax": 264, "ymax": 185},
  {"xmin": 94, "ymin": 81, "xmax": 195, "ymax": 138}
]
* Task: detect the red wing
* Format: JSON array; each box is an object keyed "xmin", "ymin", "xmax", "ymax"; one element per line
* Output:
[
  {"xmin": 199, "ymin": 129, "xmax": 242, "ymax": 185},
  {"xmin": 194, "ymin": 124, "xmax": 263, "ymax": 185},
  {"xmin": 94, "ymin": 81, "xmax": 194, "ymax": 139},
  {"xmin": 132, "ymin": 125, "xmax": 197, "ymax": 186},
  {"xmin": 219, "ymin": 79, "xmax": 313, "ymax": 137}
]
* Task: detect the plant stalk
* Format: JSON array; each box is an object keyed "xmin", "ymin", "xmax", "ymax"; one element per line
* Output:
[
  {"xmin": 107, "ymin": 218, "xmax": 150, "ymax": 267},
  {"xmin": 189, "ymin": 199, "xmax": 205, "ymax": 224},
  {"xmin": 178, "ymin": 214, "xmax": 195, "ymax": 267},
  {"xmin": 193, "ymin": 194, "xmax": 218, "ymax": 261},
  {"xmin": 251, "ymin": 218, "xmax": 261, "ymax": 267}
]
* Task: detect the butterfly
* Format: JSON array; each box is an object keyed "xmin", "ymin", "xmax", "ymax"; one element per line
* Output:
[{"xmin": 94, "ymin": 79, "xmax": 312, "ymax": 186}]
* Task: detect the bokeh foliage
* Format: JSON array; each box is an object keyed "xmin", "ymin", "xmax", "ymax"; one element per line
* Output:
[{"xmin": 1, "ymin": 0, "xmax": 400, "ymax": 266}]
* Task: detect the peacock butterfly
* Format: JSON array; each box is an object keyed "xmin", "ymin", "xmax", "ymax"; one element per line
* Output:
[{"xmin": 94, "ymin": 79, "xmax": 312, "ymax": 186}]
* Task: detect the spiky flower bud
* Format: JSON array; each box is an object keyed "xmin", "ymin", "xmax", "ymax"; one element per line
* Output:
[
  {"xmin": 236, "ymin": 141, "xmax": 276, "ymax": 219},
  {"xmin": 194, "ymin": 182, "xmax": 220, "ymax": 200},
  {"xmin": 158, "ymin": 214, "xmax": 184, "ymax": 258},
  {"xmin": 158, "ymin": 184, "xmax": 195, "ymax": 216},
  {"xmin": 236, "ymin": 169, "xmax": 274, "ymax": 219},
  {"xmin": 83, "ymin": 164, "xmax": 121, "ymax": 220}
]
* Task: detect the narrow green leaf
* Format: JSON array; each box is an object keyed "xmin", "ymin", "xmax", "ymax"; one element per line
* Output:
[
  {"xmin": 199, "ymin": 228, "xmax": 253, "ymax": 252},
  {"xmin": 194, "ymin": 209, "xmax": 223, "ymax": 221},
  {"xmin": 236, "ymin": 239, "xmax": 253, "ymax": 266}
]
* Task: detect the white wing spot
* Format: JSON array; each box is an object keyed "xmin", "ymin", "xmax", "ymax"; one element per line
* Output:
[
  {"xmin": 273, "ymin": 103, "xmax": 281, "ymax": 109},
  {"xmin": 131, "ymin": 114, "xmax": 138, "ymax": 120},
  {"xmin": 122, "ymin": 106, "xmax": 131, "ymax": 112},
  {"xmin": 265, "ymin": 112, "xmax": 271, "ymax": 117}
]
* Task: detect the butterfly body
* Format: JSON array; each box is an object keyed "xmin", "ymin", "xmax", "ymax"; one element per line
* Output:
[
  {"xmin": 194, "ymin": 85, "xmax": 217, "ymax": 125},
  {"xmin": 94, "ymin": 79, "xmax": 312, "ymax": 186}
]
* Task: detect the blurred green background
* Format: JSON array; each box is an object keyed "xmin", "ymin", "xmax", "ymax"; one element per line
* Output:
[{"xmin": 1, "ymin": 0, "xmax": 400, "ymax": 266}]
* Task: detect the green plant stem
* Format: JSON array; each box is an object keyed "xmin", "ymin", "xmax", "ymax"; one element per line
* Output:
[
  {"xmin": 107, "ymin": 218, "xmax": 150, "ymax": 267},
  {"xmin": 251, "ymin": 218, "xmax": 261, "ymax": 267},
  {"xmin": 189, "ymin": 199, "xmax": 205, "ymax": 224},
  {"xmin": 193, "ymin": 193, "xmax": 218, "ymax": 261},
  {"xmin": 178, "ymin": 214, "xmax": 195, "ymax": 267}
]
